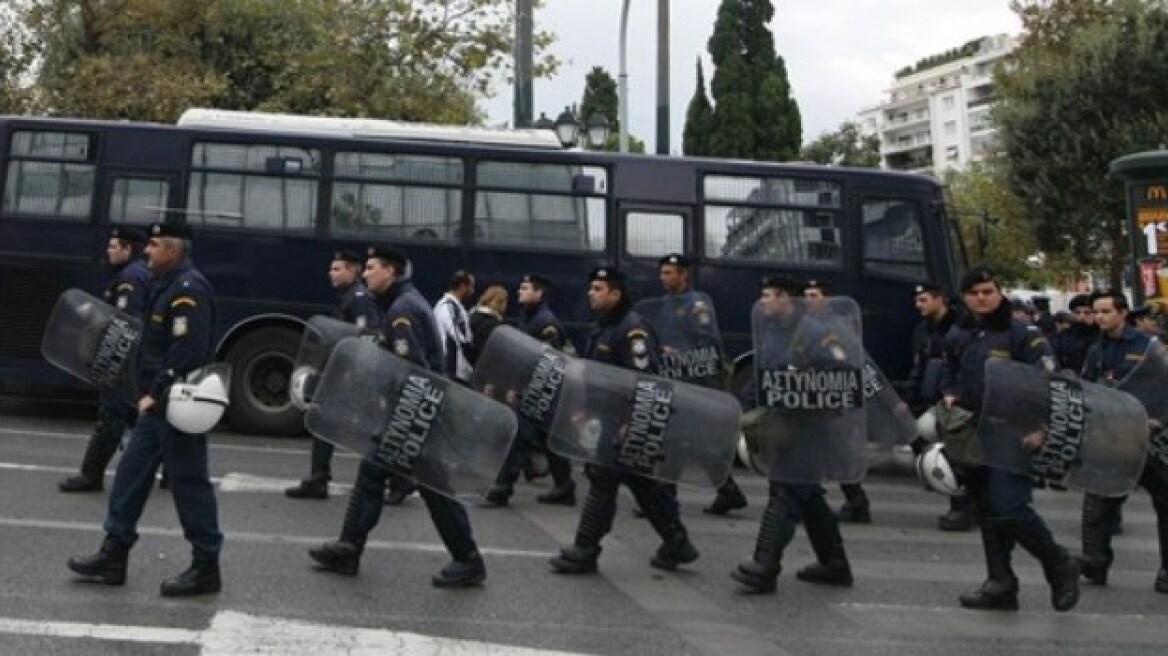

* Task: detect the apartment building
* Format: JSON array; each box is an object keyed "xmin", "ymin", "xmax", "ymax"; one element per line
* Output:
[{"xmin": 857, "ymin": 34, "xmax": 1019, "ymax": 177}]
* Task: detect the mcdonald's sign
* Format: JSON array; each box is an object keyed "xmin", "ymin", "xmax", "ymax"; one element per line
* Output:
[{"xmin": 1149, "ymin": 185, "xmax": 1168, "ymax": 201}]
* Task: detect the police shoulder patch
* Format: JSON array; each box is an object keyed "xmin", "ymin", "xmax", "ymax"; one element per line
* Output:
[
  {"xmin": 171, "ymin": 296, "xmax": 197, "ymax": 309},
  {"xmin": 391, "ymin": 317, "xmax": 411, "ymax": 328},
  {"xmin": 541, "ymin": 325, "xmax": 559, "ymax": 337},
  {"xmin": 394, "ymin": 338, "xmax": 409, "ymax": 356},
  {"xmin": 630, "ymin": 336, "xmax": 648, "ymax": 356}
]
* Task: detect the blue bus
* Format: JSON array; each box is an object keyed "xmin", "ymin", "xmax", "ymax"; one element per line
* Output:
[{"xmin": 0, "ymin": 109, "xmax": 966, "ymax": 434}]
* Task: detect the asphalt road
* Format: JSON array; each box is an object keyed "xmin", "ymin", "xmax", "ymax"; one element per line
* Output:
[{"xmin": 0, "ymin": 403, "xmax": 1166, "ymax": 655}]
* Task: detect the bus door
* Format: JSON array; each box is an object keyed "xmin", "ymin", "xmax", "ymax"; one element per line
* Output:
[
  {"xmin": 851, "ymin": 188, "xmax": 932, "ymax": 382},
  {"xmin": 616, "ymin": 203, "xmax": 692, "ymax": 296}
]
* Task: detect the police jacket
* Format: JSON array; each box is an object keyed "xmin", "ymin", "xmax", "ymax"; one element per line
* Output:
[
  {"xmin": 519, "ymin": 301, "xmax": 566, "ymax": 350},
  {"xmin": 585, "ymin": 302, "xmax": 659, "ymax": 374},
  {"xmin": 334, "ymin": 281, "xmax": 380, "ymax": 331},
  {"xmin": 139, "ymin": 260, "xmax": 216, "ymax": 400},
  {"xmin": 940, "ymin": 300, "xmax": 1053, "ymax": 413},
  {"xmin": 907, "ymin": 308, "xmax": 956, "ymax": 411},
  {"xmin": 105, "ymin": 258, "xmax": 151, "ymax": 317},
  {"xmin": 1081, "ymin": 326, "xmax": 1150, "ymax": 383},
  {"xmin": 1054, "ymin": 323, "xmax": 1100, "ymax": 375},
  {"xmin": 373, "ymin": 280, "xmax": 443, "ymax": 372}
]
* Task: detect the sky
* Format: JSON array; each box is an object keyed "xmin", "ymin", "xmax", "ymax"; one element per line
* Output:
[{"xmin": 483, "ymin": 0, "xmax": 1024, "ymax": 153}]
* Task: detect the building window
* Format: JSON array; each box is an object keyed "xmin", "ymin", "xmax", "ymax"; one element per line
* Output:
[
  {"xmin": 944, "ymin": 121, "xmax": 957, "ymax": 136},
  {"xmin": 942, "ymin": 96, "xmax": 955, "ymax": 111},
  {"xmin": 945, "ymin": 146, "xmax": 959, "ymax": 161},
  {"xmin": 2, "ymin": 130, "xmax": 96, "ymax": 220}
]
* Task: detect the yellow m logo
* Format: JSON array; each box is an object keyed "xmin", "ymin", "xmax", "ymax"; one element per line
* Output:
[{"xmin": 1148, "ymin": 185, "xmax": 1168, "ymax": 201}]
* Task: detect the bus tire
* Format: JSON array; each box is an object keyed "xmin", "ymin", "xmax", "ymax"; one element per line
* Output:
[{"xmin": 225, "ymin": 327, "xmax": 302, "ymax": 436}]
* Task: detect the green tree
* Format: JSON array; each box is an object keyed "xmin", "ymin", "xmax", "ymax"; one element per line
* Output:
[
  {"xmin": 695, "ymin": 0, "xmax": 801, "ymax": 161},
  {"xmin": 800, "ymin": 121, "xmax": 881, "ymax": 167},
  {"xmin": 945, "ymin": 161, "xmax": 1042, "ymax": 283},
  {"xmin": 0, "ymin": 2, "xmax": 33, "ymax": 113},
  {"xmin": 576, "ymin": 65, "xmax": 645, "ymax": 152},
  {"xmin": 995, "ymin": 0, "xmax": 1168, "ymax": 285},
  {"xmin": 682, "ymin": 58, "xmax": 712, "ymax": 156}
]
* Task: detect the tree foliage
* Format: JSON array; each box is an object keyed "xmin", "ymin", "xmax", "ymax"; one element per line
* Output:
[
  {"xmin": 996, "ymin": 0, "xmax": 1168, "ymax": 285},
  {"xmin": 800, "ymin": 121, "xmax": 881, "ymax": 167},
  {"xmin": 688, "ymin": 0, "xmax": 801, "ymax": 161},
  {"xmin": 577, "ymin": 65, "xmax": 644, "ymax": 153},
  {"xmin": 682, "ymin": 58, "xmax": 712, "ymax": 156},
  {"xmin": 0, "ymin": 2, "xmax": 33, "ymax": 113},
  {"xmin": 10, "ymin": 0, "xmax": 560, "ymax": 124}
]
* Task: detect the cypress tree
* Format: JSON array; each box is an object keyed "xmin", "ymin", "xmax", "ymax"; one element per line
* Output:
[{"xmin": 682, "ymin": 59, "xmax": 713, "ymax": 155}]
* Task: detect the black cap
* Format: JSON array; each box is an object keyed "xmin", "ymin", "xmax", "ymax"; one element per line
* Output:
[
  {"xmin": 913, "ymin": 283, "xmax": 947, "ymax": 297},
  {"xmin": 588, "ymin": 266, "xmax": 626, "ymax": 285},
  {"xmin": 1068, "ymin": 293, "xmax": 1093, "ymax": 310},
  {"xmin": 366, "ymin": 244, "xmax": 408, "ymax": 269},
  {"xmin": 149, "ymin": 219, "xmax": 193, "ymax": 240},
  {"xmin": 110, "ymin": 226, "xmax": 146, "ymax": 245},
  {"xmin": 658, "ymin": 253, "xmax": 691, "ymax": 269},
  {"xmin": 1032, "ymin": 294, "xmax": 1051, "ymax": 309},
  {"xmin": 761, "ymin": 274, "xmax": 802, "ymax": 295},
  {"xmin": 803, "ymin": 279, "xmax": 831, "ymax": 295},
  {"xmin": 959, "ymin": 266, "xmax": 998, "ymax": 293},
  {"xmin": 521, "ymin": 272, "xmax": 552, "ymax": 289},
  {"xmin": 333, "ymin": 250, "xmax": 363, "ymax": 266}
]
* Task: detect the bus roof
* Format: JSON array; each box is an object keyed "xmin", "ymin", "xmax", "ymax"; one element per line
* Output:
[{"xmin": 176, "ymin": 108, "xmax": 566, "ymax": 151}]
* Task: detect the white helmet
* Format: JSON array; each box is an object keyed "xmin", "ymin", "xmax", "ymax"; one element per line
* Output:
[
  {"xmin": 289, "ymin": 365, "xmax": 319, "ymax": 412},
  {"xmin": 167, "ymin": 365, "xmax": 230, "ymax": 434},
  {"xmin": 916, "ymin": 407, "xmax": 939, "ymax": 442},
  {"xmin": 915, "ymin": 442, "xmax": 964, "ymax": 496}
]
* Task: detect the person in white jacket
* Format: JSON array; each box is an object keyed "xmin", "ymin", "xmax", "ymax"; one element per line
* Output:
[{"xmin": 434, "ymin": 270, "xmax": 475, "ymax": 384}]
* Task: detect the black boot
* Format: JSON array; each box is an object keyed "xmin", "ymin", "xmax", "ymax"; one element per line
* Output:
[
  {"xmin": 537, "ymin": 481, "xmax": 576, "ymax": 506},
  {"xmin": 731, "ymin": 486, "xmax": 798, "ymax": 594},
  {"xmin": 703, "ymin": 476, "xmax": 748, "ymax": 516},
  {"xmin": 524, "ymin": 452, "xmax": 550, "ymax": 481},
  {"xmin": 432, "ymin": 551, "xmax": 486, "ymax": 588},
  {"xmin": 836, "ymin": 483, "xmax": 871, "ymax": 524},
  {"xmin": 939, "ymin": 495, "xmax": 975, "ymax": 532},
  {"xmin": 59, "ymin": 409, "xmax": 125, "ymax": 493},
  {"xmin": 550, "ymin": 482, "xmax": 613, "ymax": 574},
  {"xmin": 1008, "ymin": 515, "xmax": 1079, "ymax": 612},
  {"xmin": 797, "ymin": 496, "xmax": 853, "ymax": 586},
  {"xmin": 959, "ymin": 520, "xmax": 1019, "ymax": 611},
  {"xmin": 311, "ymin": 475, "xmax": 378, "ymax": 575},
  {"xmin": 285, "ymin": 474, "xmax": 329, "ymax": 500},
  {"xmin": 67, "ymin": 536, "xmax": 129, "ymax": 585},
  {"xmin": 160, "ymin": 561, "xmax": 221, "ymax": 597},
  {"xmin": 309, "ymin": 541, "xmax": 361, "ymax": 576},
  {"xmin": 1078, "ymin": 493, "xmax": 1118, "ymax": 585},
  {"xmin": 550, "ymin": 545, "xmax": 601, "ymax": 574},
  {"xmin": 58, "ymin": 473, "xmax": 103, "ymax": 493},
  {"xmin": 478, "ymin": 485, "xmax": 511, "ymax": 508}
]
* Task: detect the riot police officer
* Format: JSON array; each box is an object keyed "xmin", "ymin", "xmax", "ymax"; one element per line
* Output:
[
  {"xmin": 1053, "ymin": 294, "xmax": 1098, "ymax": 375},
  {"xmin": 309, "ymin": 245, "xmax": 486, "ymax": 588},
  {"xmin": 940, "ymin": 267, "xmax": 1079, "ymax": 611},
  {"xmin": 59, "ymin": 226, "xmax": 151, "ymax": 493},
  {"xmin": 1078, "ymin": 290, "xmax": 1168, "ymax": 594},
  {"xmin": 67, "ymin": 218, "xmax": 224, "ymax": 597},
  {"xmin": 549, "ymin": 267, "xmax": 698, "ymax": 574},
  {"xmin": 286, "ymin": 250, "xmax": 381, "ymax": 500},
  {"xmin": 482, "ymin": 273, "xmax": 577, "ymax": 507}
]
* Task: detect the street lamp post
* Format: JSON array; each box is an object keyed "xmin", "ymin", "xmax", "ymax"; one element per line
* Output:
[
  {"xmin": 543, "ymin": 107, "xmax": 611, "ymax": 150},
  {"xmin": 618, "ymin": 0, "xmax": 631, "ymax": 153}
]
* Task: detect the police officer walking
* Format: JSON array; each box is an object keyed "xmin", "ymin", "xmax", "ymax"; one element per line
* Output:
[
  {"xmin": 59, "ymin": 226, "xmax": 151, "ymax": 493},
  {"xmin": 67, "ymin": 218, "xmax": 224, "ymax": 597},
  {"xmin": 286, "ymin": 250, "xmax": 381, "ymax": 500},
  {"xmin": 309, "ymin": 245, "xmax": 486, "ymax": 588},
  {"xmin": 1053, "ymin": 294, "xmax": 1099, "ymax": 375},
  {"xmin": 940, "ymin": 267, "xmax": 1079, "ymax": 611},
  {"xmin": 549, "ymin": 267, "xmax": 698, "ymax": 574},
  {"xmin": 1078, "ymin": 291, "xmax": 1168, "ymax": 594},
  {"xmin": 482, "ymin": 273, "xmax": 577, "ymax": 507}
]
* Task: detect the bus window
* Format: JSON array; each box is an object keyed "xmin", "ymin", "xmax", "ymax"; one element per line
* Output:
[
  {"xmin": 330, "ymin": 152, "xmax": 461, "ymax": 241},
  {"xmin": 474, "ymin": 161, "xmax": 607, "ymax": 251},
  {"xmin": 862, "ymin": 198, "xmax": 927, "ymax": 279},
  {"xmin": 625, "ymin": 211, "xmax": 684, "ymax": 257},
  {"xmin": 109, "ymin": 177, "xmax": 170, "ymax": 224},
  {"xmin": 702, "ymin": 174, "xmax": 843, "ymax": 266},
  {"xmin": 187, "ymin": 142, "xmax": 319, "ymax": 231},
  {"xmin": 2, "ymin": 130, "xmax": 96, "ymax": 219}
]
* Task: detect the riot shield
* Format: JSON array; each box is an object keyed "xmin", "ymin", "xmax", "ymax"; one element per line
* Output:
[
  {"xmin": 979, "ymin": 359, "xmax": 1148, "ymax": 497},
  {"xmin": 862, "ymin": 356, "xmax": 917, "ymax": 449},
  {"xmin": 635, "ymin": 293, "xmax": 724, "ymax": 387},
  {"xmin": 750, "ymin": 296, "xmax": 866, "ymax": 484},
  {"xmin": 290, "ymin": 316, "xmax": 362, "ymax": 411},
  {"xmin": 305, "ymin": 337, "xmax": 518, "ymax": 500},
  {"xmin": 1117, "ymin": 339, "xmax": 1168, "ymax": 470},
  {"xmin": 471, "ymin": 325, "xmax": 570, "ymax": 433},
  {"xmin": 546, "ymin": 358, "xmax": 741, "ymax": 487},
  {"xmin": 41, "ymin": 288, "xmax": 141, "ymax": 400}
]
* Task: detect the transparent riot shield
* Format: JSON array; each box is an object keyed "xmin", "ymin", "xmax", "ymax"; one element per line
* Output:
[
  {"xmin": 862, "ymin": 355, "xmax": 917, "ymax": 465},
  {"xmin": 546, "ymin": 358, "xmax": 741, "ymax": 488},
  {"xmin": 1117, "ymin": 339, "xmax": 1168, "ymax": 470},
  {"xmin": 472, "ymin": 325, "xmax": 570, "ymax": 433},
  {"xmin": 979, "ymin": 359, "xmax": 1148, "ymax": 497},
  {"xmin": 290, "ymin": 316, "xmax": 362, "ymax": 410},
  {"xmin": 750, "ymin": 296, "xmax": 866, "ymax": 484},
  {"xmin": 41, "ymin": 288, "xmax": 142, "ymax": 401},
  {"xmin": 635, "ymin": 293, "xmax": 724, "ymax": 388},
  {"xmin": 305, "ymin": 337, "xmax": 518, "ymax": 500}
]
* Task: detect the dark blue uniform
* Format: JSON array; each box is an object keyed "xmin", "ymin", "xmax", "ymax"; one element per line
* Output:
[
  {"xmin": 104, "ymin": 259, "xmax": 223, "ymax": 568},
  {"xmin": 322, "ymin": 279, "xmax": 481, "ymax": 577},
  {"xmin": 1079, "ymin": 327, "xmax": 1168, "ymax": 591},
  {"xmin": 939, "ymin": 301, "xmax": 1078, "ymax": 611},
  {"xmin": 551, "ymin": 302, "xmax": 699, "ymax": 573},
  {"xmin": 1055, "ymin": 323, "xmax": 1100, "ymax": 376},
  {"xmin": 333, "ymin": 281, "xmax": 380, "ymax": 331},
  {"xmin": 519, "ymin": 300, "xmax": 566, "ymax": 350},
  {"xmin": 907, "ymin": 309, "xmax": 956, "ymax": 413}
]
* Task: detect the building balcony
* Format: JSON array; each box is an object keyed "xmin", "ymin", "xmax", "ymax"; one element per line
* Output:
[
  {"xmin": 967, "ymin": 94, "xmax": 997, "ymax": 109},
  {"xmin": 883, "ymin": 134, "xmax": 932, "ymax": 155},
  {"xmin": 882, "ymin": 113, "xmax": 930, "ymax": 133}
]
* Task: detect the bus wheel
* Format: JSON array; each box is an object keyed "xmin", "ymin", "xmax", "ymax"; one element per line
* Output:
[{"xmin": 226, "ymin": 327, "xmax": 301, "ymax": 435}]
